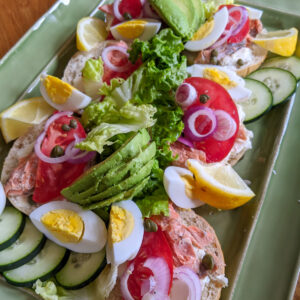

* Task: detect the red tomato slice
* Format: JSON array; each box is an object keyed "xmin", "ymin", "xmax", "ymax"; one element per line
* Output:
[
  {"xmin": 33, "ymin": 115, "xmax": 87, "ymax": 203},
  {"xmin": 127, "ymin": 228, "xmax": 173, "ymax": 299},
  {"xmin": 184, "ymin": 77, "xmax": 239, "ymax": 163},
  {"xmin": 220, "ymin": 4, "xmax": 250, "ymax": 44},
  {"xmin": 119, "ymin": 0, "xmax": 143, "ymax": 19}
]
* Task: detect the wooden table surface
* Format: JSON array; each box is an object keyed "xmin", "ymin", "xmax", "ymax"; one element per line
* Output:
[{"xmin": 0, "ymin": 0, "xmax": 299, "ymax": 299}]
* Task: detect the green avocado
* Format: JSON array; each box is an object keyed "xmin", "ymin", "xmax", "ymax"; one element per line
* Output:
[
  {"xmin": 61, "ymin": 129, "xmax": 150, "ymax": 199},
  {"xmin": 69, "ymin": 142, "xmax": 156, "ymax": 203},
  {"xmin": 149, "ymin": 0, "xmax": 204, "ymax": 39},
  {"xmin": 86, "ymin": 176, "xmax": 150, "ymax": 210},
  {"xmin": 83, "ymin": 159, "xmax": 154, "ymax": 205}
]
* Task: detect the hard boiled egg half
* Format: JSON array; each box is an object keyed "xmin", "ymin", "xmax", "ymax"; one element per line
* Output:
[
  {"xmin": 30, "ymin": 201, "xmax": 107, "ymax": 253},
  {"xmin": 164, "ymin": 166, "xmax": 205, "ymax": 209},
  {"xmin": 40, "ymin": 74, "xmax": 91, "ymax": 111},
  {"xmin": 110, "ymin": 19, "xmax": 161, "ymax": 42},
  {"xmin": 187, "ymin": 64, "xmax": 252, "ymax": 102},
  {"xmin": 106, "ymin": 200, "xmax": 144, "ymax": 266},
  {"xmin": 185, "ymin": 7, "xmax": 229, "ymax": 51}
]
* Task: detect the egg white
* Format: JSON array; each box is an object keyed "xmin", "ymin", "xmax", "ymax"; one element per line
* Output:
[
  {"xmin": 106, "ymin": 200, "xmax": 144, "ymax": 266},
  {"xmin": 29, "ymin": 201, "xmax": 107, "ymax": 253},
  {"xmin": 110, "ymin": 19, "xmax": 161, "ymax": 42},
  {"xmin": 163, "ymin": 166, "xmax": 205, "ymax": 209},
  {"xmin": 185, "ymin": 7, "xmax": 229, "ymax": 52},
  {"xmin": 187, "ymin": 64, "xmax": 252, "ymax": 102},
  {"xmin": 40, "ymin": 74, "xmax": 91, "ymax": 112}
]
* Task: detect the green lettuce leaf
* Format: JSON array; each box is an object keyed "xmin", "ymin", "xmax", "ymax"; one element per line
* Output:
[
  {"xmin": 98, "ymin": 77, "xmax": 125, "ymax": 97},
  {"xmin": 136, "ymin": 186, "xmax": 169, "ymax": 217},
  {"xmin": 82, "ymin": 57, "xmax": 104, "ymax": 82}
]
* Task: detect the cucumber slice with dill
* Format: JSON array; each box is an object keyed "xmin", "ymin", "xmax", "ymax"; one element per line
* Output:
[
  {"xmin": 247, "ymin": 67, "xmax": 296, "ymax": 106},
  {"xmin": 241, "ymin": 78, "xmax": 273, "ymax": 123},
  {"xmin": 262, "ymin": 56, "xmax": 300, "ymax": 80}
]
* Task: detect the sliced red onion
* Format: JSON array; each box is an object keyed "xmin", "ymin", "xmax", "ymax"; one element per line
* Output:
[
  {"xmin": 141, "ymin": 276, "xmax": 156, "ymax": 297},
  {"xmin": 34, "ymin": 131, "xmax": 70, "ymax": 164},
  {"xmin": 142, "ymin": 257, "xmax": 170, "ymax": 300},
  {"xmin": 120, "ymin": 263, "xmax": 135, "ymax": 300},
  {"xmin": 213, "ymin": 110, "xmax": 237, "ymax": 141},
  {"xmin": 171, "ymin": 267, "xmax": 202, "ymax": 300},
  {"xmin": 102, "ymin": 46, "xmax": 130, "ymax": 73},
  {"xmin": 140, "ymin": 0, "xmax": 146, "ymax": 6},
  {"xmin": 143, "ymin": 1, "xmax": 159, "ymax": 19},
  {"xmin": 113, "ymin": 0, "xmax": 124, "ymax": 21},
  {"xmin": 177, "ymin": 136, "xmax": 194, "ymax": 149},
  {"xmin": 210, "ymin": 27, "xmax": 233, "ymax": 49},
  {"xmin": 175, "ymin": 83, "xmax": 197, "ymax": 108},
  {"xmin": 228, "ymin": 6, "xmax": 248, "ymax": 36},
  {"xmin": 184, "ymin": 106, "xmax": 217, "ymax": 142},
  {"xmin": 44, "ymin": 111, "xmax": 73, "ymax": 132}
]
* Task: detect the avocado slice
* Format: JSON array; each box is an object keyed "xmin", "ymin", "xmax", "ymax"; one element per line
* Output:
[
  {"xmin": 82, "ymin": 159, "xmax": 154, "ymax": 205},
  {"xmin": 86, "ymin": 176, "xmax": 150, "ymax": 210},
  {"xmin": 61, "ymin": 129, "xmax": 150, "ymax": 199},
  {"xmin": 70, "ymin": 142, "xmax": 156, "ymax": 203},
  {"xmin": 149, "ymin": 0, "xmax": 204, "ymax": 38}
]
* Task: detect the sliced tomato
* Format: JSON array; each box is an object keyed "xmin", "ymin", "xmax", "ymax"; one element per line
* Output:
[
  {"xmin": 184, "ymin": 77, "xmax": 239, "ymax": 163},
  {"xmin": 127, "ymin": 228, "xmax": 173, "ymax": 299},
  {"xmin": 220, "ymin": 4, "xmax": 250, "ymax": 44},
  {"xmin": 119, "ymin": 0, "xmax": 143, "ymax": 19},
  {"xmin": 33, "ymin": 115, "xmax": 86, "ymax": 203}
]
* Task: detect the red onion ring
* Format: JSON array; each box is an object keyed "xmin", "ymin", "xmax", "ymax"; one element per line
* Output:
[
  {"xmin": 210, "ymin": 27, "xmax": 233, "ymax": 49},
  {"xmin": 175, "ymin": 83, "xmax": 197, "ymax": 108},
  {"xmin": 228, "ymin": 6, "xmax": 248, "ymax": 36},
  {"xmin": 102, "ymin": 46, "xmax": 130, "ymax": 73},
  {"xmin": 120, "ymin": 263, "xmax": 135, "ymax": 300},
  {"xmin": 142, "ymin": 257, "xmax": 170, "ymax": 300},
  {"xmin": 140, "ymin": 0, "xmax": 146, "ymax": 6},
  {"xmin": 44, "ymin": 111, "xmax": 73, "ymax": 132},
  {"xmin": 183, "ymin": 106, "xmax": 217, "ymax": 142},
  {"xmin": 171, "ymin": 266, "xmax": 202, "ymax": 300},
  {"xmin": 213, "ymin": 110, "xmax": 237, "ymax": 141},
  {"xmin": 177, "ymin": 136, "xmax": 194, "ymax": 149},
  {"xmin": 143, "ymin": 1, "xmax": 159, "ymax": 19},
  {"xmin": 113, "ymin": 0, "xmax": 124, "ymax": 21},
  {"xmin": 141, "ymin": 276, "xmax": 156, "ymax": 297}
]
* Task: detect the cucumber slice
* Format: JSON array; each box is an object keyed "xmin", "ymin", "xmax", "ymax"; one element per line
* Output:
[
  {"xmin": 0, "ymin": 207, "xmax": 25, "ymax": 251},
  {"xmin": 247, "ymin": 68, "xmax": 297, "ymax": 106},
  {"xmin": 3, "ymin": 240, "xmax": 69, "ymax": 287},
  {"xmin": 262, "ymin": 56, "xmax": 300, "ymax": 80},
  {"xmin": 55, "ymin": 249, "xmax": 106, "ymax": 290},
  {"xmin": 241, "ymin": 78, "xmax": 273, "ymax": 123},
  {"xmin": 0, "ymin": 219, "xmax": 46, "ymax": 271}
]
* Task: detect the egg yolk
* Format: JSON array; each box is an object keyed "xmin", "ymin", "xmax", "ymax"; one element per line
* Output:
[
  {"xmin": 116, "ymin": 20, "xmax": 147, "ymax": 39},
  {"xmin": 203, "ymin": 68, "xmax": 237, "ymax": 89},
  {"xmin": 192, "ymin": 20, "xmax": 214, "ymax": 41},
  {"xmin": 181, "ymin": 174, "xmax": 200, "ymax": 199},
  {"xmin": 41, "ymin": 209, "xmax": 84, "ymax": 243},
  {"xmin": 109, "ymin": 206, "xmax": 134, "ymax": 244},
  {"xmin": 43, "ymin": 75, "xmax": 73, "ymax": 104}
]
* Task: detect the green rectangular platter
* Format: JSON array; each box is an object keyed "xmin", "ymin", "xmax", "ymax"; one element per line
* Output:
[{"xmin": 0, "ymin": 0, "xmax": 299, "ymax": 299}]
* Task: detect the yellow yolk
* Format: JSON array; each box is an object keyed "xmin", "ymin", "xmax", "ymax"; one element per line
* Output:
[
  {"xmin": 203, "ymin": 68, "xmax": 237, "ymax": 89},
  {"xmin": 192, "ymin": 20, "xmax": 215, "ymax": 41},
  {"xmin": 181, "ymin": 174, "xmax": 200, "ymax": 199},
  {"xmin": 43, "ymin": 75, "xmax": 73, "ymax": 104},
  {"xmin": 41, "ymin": 209, "xmax": 84, "ymax": 243},
  {"xmin": 116, "ymin": 20, "xmax": 147, "ymax": 39},
  {"xmin": 109, "ymin": 206, "xmax": 134, "ymax": 244}
]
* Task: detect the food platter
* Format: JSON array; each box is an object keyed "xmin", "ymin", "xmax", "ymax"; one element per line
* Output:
[{"xmin": 0, "ymin": 0, "xmax": 299, "ymax": 299}]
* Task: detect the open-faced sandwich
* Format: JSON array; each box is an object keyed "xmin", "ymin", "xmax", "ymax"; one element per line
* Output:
[{"xmin": 0, "ymin": 0, "xmax": 299, "ymax": 299}]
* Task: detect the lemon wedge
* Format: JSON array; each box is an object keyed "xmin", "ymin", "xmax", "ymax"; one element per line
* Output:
[
  {"xmin": 186, "ymin": 159, "xmax": 255, "ymax": 210},
  {"xmin": 0, "ymin": 97, "xmax": 54, "ymax": 143},
  {"xmin": 253, "ymin": 28, "xmax": 298, "ymax": 57},
  {"xmin": 76, "ymin": 17, "xmax": 108, "ymax": 51}
]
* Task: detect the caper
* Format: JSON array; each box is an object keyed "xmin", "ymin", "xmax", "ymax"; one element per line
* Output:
[
  {"xmin": 61, "ymin": 124, "xmax": 71, "ymax": 131},
  {"xmin": 123, "ymin": 12, "xmax": 132, "ymax": 20},
  {"xmin": 144, "ymin": 219, "xmax": 158, "ymax": 232},
  {"xmin": 211, "ymin": 49, "xmax": 218, "ymax": 57},
  {"xmin": 50, "ymin": 145, "xmax": 65, "ymax": 158},
  {"xmin": 199, "ymin": 94, "xmax": 210, "ymax": 104},
  {"xmin": 69, "ymin": 119, "xmax": 78, "ymax": 129},
  {"xmin": 237, "ymin": 59, "xmax": 244, "ymax": 67},
  {"xmin": 202, "ymin": 254, "xmax": 214, "ymax": 270}
]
